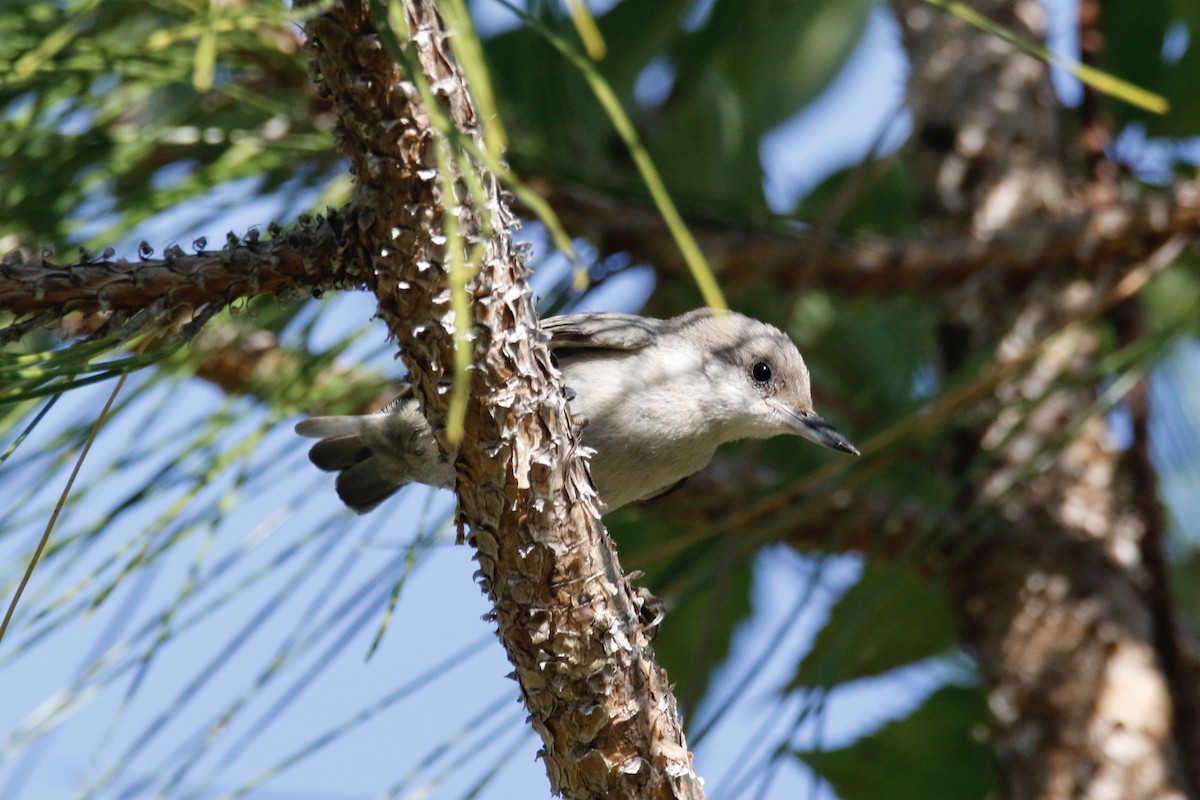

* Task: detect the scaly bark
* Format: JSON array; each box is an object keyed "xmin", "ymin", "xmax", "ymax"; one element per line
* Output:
[
  {"xmin": 299, "ymin": 1, "xmax": 703, "ymax": 797},
  {"xmin": 0, "ymin": 222, "xmax": 348, "ymax": 343}
]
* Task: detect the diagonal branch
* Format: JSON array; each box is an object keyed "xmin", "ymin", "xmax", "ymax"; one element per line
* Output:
[{"xmin": 299, "ymin": 1, "xmax": 704, "ymax": 797}]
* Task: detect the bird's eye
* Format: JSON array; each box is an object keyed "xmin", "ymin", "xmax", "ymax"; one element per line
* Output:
[{"xmin": 751, "ymin": 361, "xmax": 772, "ymax": 383}]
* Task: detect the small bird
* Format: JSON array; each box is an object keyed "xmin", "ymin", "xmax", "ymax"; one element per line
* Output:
[{"xmin": 296, "ymin": 309, "xmax": 858, "ymax": 514}]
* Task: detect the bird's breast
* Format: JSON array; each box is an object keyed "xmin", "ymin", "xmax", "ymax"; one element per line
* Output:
[{"xmin": 560, "ymin": 352, "xmax": 719, "ymax": 510}]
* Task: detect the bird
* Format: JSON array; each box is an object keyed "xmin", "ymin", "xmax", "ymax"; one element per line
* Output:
[{"xmin": 295, "ymin": 308, "xmax": 858, "ymax": 514}]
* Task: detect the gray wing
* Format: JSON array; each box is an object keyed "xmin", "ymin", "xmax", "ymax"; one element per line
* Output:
[{"xmin": 542, "ymin": 312, "xmax": 662, "ymax": 352}]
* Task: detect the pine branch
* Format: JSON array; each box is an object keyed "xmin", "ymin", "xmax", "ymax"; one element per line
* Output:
[
  {"xmin": 528, "ymin": 175, "xmax": 1200, "ymax": 298},
  {"xmin": 0, "ymin": 221, "xmax": 348, "ymax": 342},
  {"xmin": 7, "ymin": 169, "xmax": 1196, "ymax": 348},
  {"xmin": 300, "ymin": 1, "xmax": 704, "ymax": 797}
]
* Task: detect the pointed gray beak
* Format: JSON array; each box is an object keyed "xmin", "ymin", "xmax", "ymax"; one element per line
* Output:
[{"xmin": 769, "ymin": 402, "xmax": 860, "ymax": 456}]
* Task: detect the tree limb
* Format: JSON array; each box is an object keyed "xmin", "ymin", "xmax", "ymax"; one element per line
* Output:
[
  {"xmin": 6, "ymin": 167, "xmax": 1196, "ymax": 345},
  {"xmin": 299, "ymin": 1, "xmax": 704, "ymax": 797},
  {"xmin": 0, "ymin": 222, "xmax": 347, "ymax": 342},
  {"xmin": 529, "ymin": 175, "xmax": 1200, "ymax": 299}
]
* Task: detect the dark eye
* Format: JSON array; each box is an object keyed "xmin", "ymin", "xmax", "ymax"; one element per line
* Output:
[{"xmin": 751, "ymin": 361, "xmax": 772, "ymax": 383}]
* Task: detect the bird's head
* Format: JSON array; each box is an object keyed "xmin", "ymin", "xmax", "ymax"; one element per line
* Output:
[{"xmin": 684, "ymin": 310, "xmax": 860, "ymax": 456}]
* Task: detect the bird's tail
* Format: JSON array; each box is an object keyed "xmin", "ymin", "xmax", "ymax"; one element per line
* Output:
[{"xmin": 295, "ymin": 415, "xmax": 407, "ymax": 513}]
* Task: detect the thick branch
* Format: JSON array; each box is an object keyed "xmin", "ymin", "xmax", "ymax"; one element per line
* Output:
[
  {"xmin": 528, "ymin": 175, "xmax": 1200, "ymax": 298},
  {"xmin": 301, "ymin": 1, "xmax": 703, "ymax": 797},
  {"xmin": 7, "ymin": 174, "xmax": 1197, "ymax": 344},
  {"xmin": 0, "ymin": 222, "xmax": 348, "ymax": 341}
]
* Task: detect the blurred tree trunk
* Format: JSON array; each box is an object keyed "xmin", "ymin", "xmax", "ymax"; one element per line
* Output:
[{"xmin": 893, "ymin": 0, "xmax": 1192, "ymax": 796}]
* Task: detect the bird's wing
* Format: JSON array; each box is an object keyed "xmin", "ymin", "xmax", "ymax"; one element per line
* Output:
[{"xmin": 541, "ymin": 312, "xmax": 661, "ymax": 352}]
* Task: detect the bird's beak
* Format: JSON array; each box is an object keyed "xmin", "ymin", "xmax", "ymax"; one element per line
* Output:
[{"xmin": 770, "ymin": 402, "xmax": 860, "ymax": 456}]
